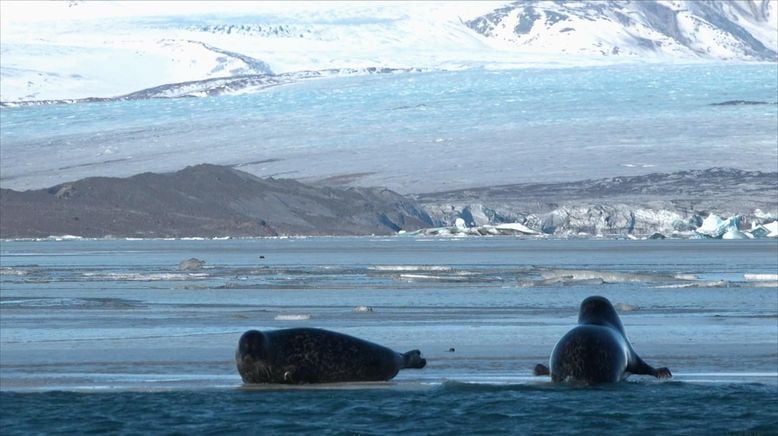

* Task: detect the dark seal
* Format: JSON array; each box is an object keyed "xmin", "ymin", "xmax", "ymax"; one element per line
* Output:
[
  {"xmin": 236, "ymin": 327, "xmax": 427, "ymax": 384},
  {"xmin": 534, "ymin": 296, "xmax": 672, "ymax": 384}
]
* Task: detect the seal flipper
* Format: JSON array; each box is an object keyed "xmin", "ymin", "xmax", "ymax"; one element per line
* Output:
[
  {"xmin": 627, "ymin": 355, "xmax": 672, "ymax": 379},
  {"xmin": 402, "ymin": 350, "xmax": 427, "ymax": 369},
  {"xmin": 533, "ymin": 363, "xmax": 550, "ymax": 376}
]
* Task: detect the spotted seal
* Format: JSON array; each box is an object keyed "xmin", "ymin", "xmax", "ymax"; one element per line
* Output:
[
  {"xmin": 236, "ymin": 327, "xmax": 426, "ymax": 384},
  {"xmin": 534, "ymin": 296, "xmax": 672, "ymax": 384}
]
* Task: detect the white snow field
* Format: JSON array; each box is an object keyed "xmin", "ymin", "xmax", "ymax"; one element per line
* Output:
[{"xmin": 1, "ymin": 1, "xmax": 776, "ymax": 102}]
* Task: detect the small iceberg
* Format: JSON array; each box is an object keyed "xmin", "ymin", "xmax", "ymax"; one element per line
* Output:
[
  {"xmin": 493, "ymin": 222, "xmax": 540, "ymax": 235},
  {"xmin": 695, "ymin": 214, "xmax": 727, "ymax": 238},
  {"xmin": 749, "ymin": 221, "xmax": 778, "ymax": 238},
  {"xmin": 744, "ymin": 274, "xmax": 778, "ymax": 282},
  {"xmin": 695, "ymin": 214, "xmax": 746, "ymax": 239},
  {"xmin": 274, "ymin": 314, "xmax": 312, "ymax": 321},
  {"xmin": 179, "ymin": 258, "xmax": 206, "ymax": 271},
  {"xmin": 410, "ymin": 221, "xmax": 540, "ymax": 237},
  {"xmin": 722, "ymin": 228, "xmax": 750, "ymax": 239},
  {"xmin": 614, "ymin": 303, "xmax": 639, "ymax": 312}
]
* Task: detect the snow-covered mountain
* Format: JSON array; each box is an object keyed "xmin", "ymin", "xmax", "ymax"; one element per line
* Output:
[
  {"xmin": 1, "ymin": 1, "xmax": 776, "ymax": 102},
  {"xmin": 466, "ymin": 1, "xmax": 777, "ymax": 61}
]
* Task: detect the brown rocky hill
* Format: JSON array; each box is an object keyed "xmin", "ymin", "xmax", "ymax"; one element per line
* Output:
[{"xmin": 0, "ymin": 164, "xmax": 435, "ymax": 238}]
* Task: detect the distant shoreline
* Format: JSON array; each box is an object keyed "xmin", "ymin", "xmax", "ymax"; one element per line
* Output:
[{"xmin": 1, "ymin": 165, "xmax": 775, "ymax": 240}]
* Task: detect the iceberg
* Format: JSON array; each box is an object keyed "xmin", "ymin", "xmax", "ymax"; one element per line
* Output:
[
  {"xmin": 696, "ymin": 214, "xmax": 742, "ymax": 239},
  {"xmin": 749, "ymin": 221, "xmax": 778, "ymax": 238},
  {"xmin": 722, "ymin": 228, "xmax": 750, "ymax": 239},
  {"xmin": 492, "ymin": 223, "xmax": 540, "ymax": 235},
  {"xmin": 409, "ymin": 221, "xmax": 540, "ymax": 237}
]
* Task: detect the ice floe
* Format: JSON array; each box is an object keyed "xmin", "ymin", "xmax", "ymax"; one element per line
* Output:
[
  {"xmin": 179, "ymin": 258, "xmax": 207, "ymax": 271},
  {"xmin": 695, "ymin": 214, "xmax": 777, "ymax": 239},
  {"xmin": 749, "ymin": 221, "xmax": 778, "ymax": 238},
  {"xmin": 274, "ymin": 314, "xmax": 312, "ymax": 321},
  {"xmin": 410, "ymin": 221, "xmax": 541, "ymax": 237}
]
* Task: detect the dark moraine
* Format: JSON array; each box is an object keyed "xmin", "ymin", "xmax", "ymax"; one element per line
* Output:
[{"xmin": 0, "ymin": 164, "xmax": 435, "ymax": 239}]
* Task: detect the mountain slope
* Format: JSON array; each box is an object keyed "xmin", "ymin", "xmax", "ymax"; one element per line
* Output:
[
  {"xmin": 0, "ymin": 164, "xmax": 435, "ymax": 238},
  {"xmin": 466, "ymin": 0, "xmax": 777, "ymax": 61}
]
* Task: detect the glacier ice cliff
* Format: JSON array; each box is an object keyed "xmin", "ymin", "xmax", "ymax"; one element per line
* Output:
[{"xmin": 415, "ymin": 168, "xmax": 778, "ymax": 238}]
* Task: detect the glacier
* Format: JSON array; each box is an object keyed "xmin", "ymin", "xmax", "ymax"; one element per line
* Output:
[
  {"xmin": 1, "ymin": 1, "xmax": 777, "ymax": 103},
  {"xmin": 414, "ymin": 207, "xmax": 778, "ymax": 239}
]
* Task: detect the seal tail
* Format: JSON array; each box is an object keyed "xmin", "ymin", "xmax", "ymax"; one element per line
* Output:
[
  {"xmin": 533, "ymin": 363, "xmax": 550, "ymax": 376},
  {"xmin": 402, "ymin": 350, "xmax": 427, "ymax": 369}
]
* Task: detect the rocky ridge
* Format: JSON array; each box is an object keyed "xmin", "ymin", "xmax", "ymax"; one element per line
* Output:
[
  {"xmin": 1, "ymin": 166, "xmax": 775, "ymax": 239},
  {"xmin": 0, "ymin": 164, "xmax": 434, "ymax": 239}
]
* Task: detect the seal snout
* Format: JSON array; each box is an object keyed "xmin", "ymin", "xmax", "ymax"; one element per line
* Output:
[{"xmin": 403, "ymin": 350, "xmax": 427, "ymax": 369}]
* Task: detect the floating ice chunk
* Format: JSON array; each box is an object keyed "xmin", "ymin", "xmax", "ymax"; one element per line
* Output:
[
  {"xmin": 747, "ymin": 221, "xmax": 777, "ymax": 238},
  {"xmin": 695, "ymin": 214, "xmax": 725, "ymax": 237},
  {"xmin": 274, "ymin": 314, "xmax": 311, "ymax": 321},
  {"xmin": 413, "ymin": 220, "xmax": 541, "ymax": 237},
  {"xmin": 82, "ymin": 272, "xmax": 208, "ymax": 281},
  {"xmin": 179, "ymin": 258, "xmax": 206, "ymax": 271},
  {"xmin": 657, "ymin": 280, "xmax": 730, "ymax": 288},
  {"xmin": 461, "ymin": 204, "xmax": 490, "ymax": 227},
  {"xmin": 539, "ymin": 268, "xmax": 683, "ymax": 284},
  {"xmin": 493, "ymin": 222, "xmax": 540, "ymax": 235},
  {"xmin": 614, "ymin": 303, "xmax": 639, "ymax": 312},
  {"xmin": 0, "ymin": 267, "xmax": 29, "ymax": 276},
  {"xmin": 754, "ymin": 209, "xmax": 777, "ymax": 222},
  {"xmin": 696, "ymin": 214, "xmax": 742, "ymax": 239},
  {"xmin": 369, "ymin": 265, "xmax": 452, "ymax": 271},
  {"xmin": 49, "ymin": 234, "xmax": 83, "ymax": 241},
  {"xmin": 397, "ymin": 273, "xmax": 470, "ymax": 282},
  {"xmin": 722, "ymin": 228, "xmax": 749, "ymax": 239},
  {"xmin": 744, "ymin": 274, "xmax": 778, "ymax": 281}
]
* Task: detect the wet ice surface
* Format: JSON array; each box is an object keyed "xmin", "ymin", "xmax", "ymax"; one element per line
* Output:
[{"xmin": 1, "ymin": 237, "xmax": 776, "ymax": 391}]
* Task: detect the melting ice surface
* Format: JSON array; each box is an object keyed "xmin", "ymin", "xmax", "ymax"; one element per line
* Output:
[{"xmin": 1, "ymin": 63, "xmax": 777, "ymax": 192}]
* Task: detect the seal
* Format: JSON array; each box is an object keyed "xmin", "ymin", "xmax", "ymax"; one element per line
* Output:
[
  {"xmin": 534, "ymin": 296, "xmax": 672, "ymax": 384},
  {"xmin": 236, "ymin": 327, "xmax": 427, "ymax": 384}
]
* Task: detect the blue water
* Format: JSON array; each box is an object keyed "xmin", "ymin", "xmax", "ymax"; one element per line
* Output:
[
  {"xmin": 2, "ymin": 383, "xmax": 777, "ymax": 435},
  {"xmin": 1, "ymin": 237, "xmax": 777, "ymax": 433},
  {"xmin": 1, "ymin": 64, "xmax": 776, "ymax": 192}
]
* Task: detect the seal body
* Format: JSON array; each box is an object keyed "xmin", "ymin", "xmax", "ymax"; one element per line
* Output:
[
  {"xmin": 538, "ymin": 296, "xmax": 671, "ymax": 384},
  {"xmin": 236, "ymin": 327, "xmax": 426, "ymax": 384}
]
